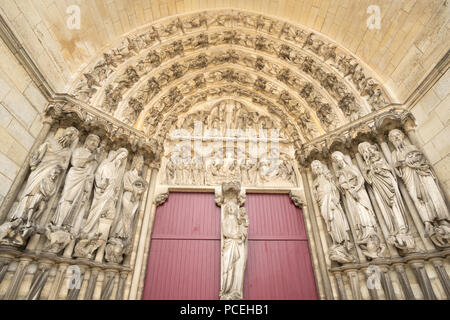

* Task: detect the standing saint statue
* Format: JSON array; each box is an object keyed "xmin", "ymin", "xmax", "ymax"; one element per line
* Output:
[
  {"xmin": 217, "ymin": 182, "xmax": 249, "ymax": 300},
  {"xmin": 311, "ymin": 160, "xmax": 355, "ymax": 264},
  {"xmin": 389, "ymin": 129, "xmax": 450, "ymax": 247},
  {"xmin": 80, "ymin": 148, "xmax": 129, "ymax": 236},
  {"xmin": 331, "ymin": 151, "xmax": 386, "ymax": 259},
  {"xmin": 51, "ymin": 134, "xmax": 101, "ymax": 229},
  {"xmin": 106, "ymin": 154, "xmax": 148, "ymax": 263},
  {"xmin": 358, "ymin": 142, "xmax": 415, "ymax": 253},
  {"xmin": 0, "ymin": 127, "xmax": 79, "ymax": 246}
]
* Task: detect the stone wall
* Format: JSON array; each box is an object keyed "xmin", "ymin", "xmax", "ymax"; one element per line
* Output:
[
  {"xmin": 0, "ymin": 37, "xmax": 47, "ymax": 207},
  {"xmin": 411, "ymin": 68, "xmax": 450, "ymax": 199}
]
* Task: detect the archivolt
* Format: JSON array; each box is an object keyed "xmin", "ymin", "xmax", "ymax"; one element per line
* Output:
[{"xmin": 68, "ymin": 9, "xmax": 393, "ymax": 142}]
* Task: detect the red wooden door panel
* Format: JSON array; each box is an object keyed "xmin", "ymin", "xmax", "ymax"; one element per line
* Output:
[
  {"xmin": 142, "ymin": 192, "xmax": 317, "ymax": 300},
  {"xmin": 142, "ymin": 192, "xmax": 221, "ymax": 300},
  {"xmin": 243, "ymin": 193, "xmax": 318, "ymax": 300}
]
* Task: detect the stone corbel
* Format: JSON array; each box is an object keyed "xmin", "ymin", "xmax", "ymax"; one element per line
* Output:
[
  {"xmin": 154, "ymin": 187, "xmax": 169, "ymax": 207},
  {"xmin": 289, "ymin": 189, "xmax": 305, "ymax": 208}
]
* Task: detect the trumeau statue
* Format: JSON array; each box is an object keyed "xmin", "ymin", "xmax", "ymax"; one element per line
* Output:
[
  {"xmin": 216, "ymin": 182, "xmax": 248, "ymax": 300},
  {"xmin": 358, "ymin": 142, "xmax": 416, "ymax": 253},
  {"xmin": 106, "ymin": 154, "xmax": 148, "ymax": 263},
  {"xmin": 74, "ymin": 148, "xmax": 129, "ymax": 259},
  {"xmin": 0, "ymin": 127, "xmax": 79, "ymax": 247},
  {"xmin": 389, "ymin": 129, "xmax": 450, "ymax": 248},
  {"xmin": 311, "ymin": 160, "xmax": 355, "ymax": 264},
  {"xmin": 331, "ymin": 151, "xmax": 386, "ymax": 260}
]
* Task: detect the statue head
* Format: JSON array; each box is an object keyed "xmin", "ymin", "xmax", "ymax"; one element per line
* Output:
[
  {"xmin": 311, "ymin": 160, "xmax": 324, "ymax": 176},
  {"xmin": 50, "ymin": 164, "xmax": 64, "ymax": 181},
  {"xmin": 85, "ymin": 134, "xmax": 100, "ymax": 152},
  {"xmin": 58, "ymin": 127, "xmax": 79, "ymax": 147},
  {"xmin": 388, "ymin": 129, "xmax": 406, "ymax": 148},
  {"xmin": 358, "ymin": 142, "xmax": 372, "ymax": 160},
  {"xmin": 112, "ymin": 148, "xmax": 129, "ymax": 166},
  {"xmin": 331, "ymin": 151, "xmax": 346, "ymax": 169}
]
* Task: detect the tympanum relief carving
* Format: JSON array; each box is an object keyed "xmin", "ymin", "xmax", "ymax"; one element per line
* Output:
[{"xmin": 159, "ymin": 99, "xmax": 299, "ymax": 188}]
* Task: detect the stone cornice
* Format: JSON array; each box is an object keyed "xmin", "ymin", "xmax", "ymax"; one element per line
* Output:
[
  {"xmin": 295, "ymin": 104, "xmax": 413, "ymax": 166},
  {"xmin": 44, "ymin": 94, "xmax": 163, "ymax": 167}
]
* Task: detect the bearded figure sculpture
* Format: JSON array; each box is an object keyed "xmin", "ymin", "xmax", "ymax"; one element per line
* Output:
[
  {"xmin": 0, "ymin": 127, "xmax": 79, "ymax": 247},
  {"xmin": 331, "ymin": 151, "xmax": 386, "ymax": 260},
  {"xmin": 389, "ymin": 129, "xmax": 450, "ymax": 248},
  {"xmin": 358, "ymin": 142, "xmax": 416, "ymax": 253},
  {"xmin": 311, "ymin": 160, "xmax": 355, "ymax": 264},
  {"xmin": 106, "ymin": 154, "xmax": 148, "ymax": 263}
]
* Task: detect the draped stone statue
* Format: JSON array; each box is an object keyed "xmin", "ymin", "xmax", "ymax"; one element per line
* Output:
[
  {"xmin": 358, "ymin": 142, "xmax": 416, "ymax": 253},
  {"xmin": 74, "ymin": 148, "xmax": 128, "ymax": 258},
  {"xmin": 331, "ymin": 151, "xmax": 386, "ymax": 259},
  {"xmin": 0, "ymin": 127, "xmax": 79, "ymax": 247},
  {"xmin": 216, "ymin": 182, "xmax": 248, "ymax": 300},
  {"xmin": 50, "ymin": 134, "xmax": 101, "ymax": 231},
  {"xmin": 311, "ymin": 160, "xmax": 355, "ymax": 264},
  {"xmin": 389, "ymin": 129, "xmax": 450, "ymax": 248},
  {"xmin": 106, "ymin": 154, "xmax": 148, "ymax": 263}
]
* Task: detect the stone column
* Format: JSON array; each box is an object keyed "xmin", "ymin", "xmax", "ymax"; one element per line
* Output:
[
  {"xmin": 393, "ymin": 263, "xmax": 415, "ymax": 300},
  {"xmin": 100, "ymin": 270, "xmax": 117, "ymax": 300},
  {"xmin": 128, "ymin": 166, "xmax": 159, "ymax": 299},
  {"xmin": 116, "ymin": 272, "xmax": 129, "ymax": 300},
  {"xmin": 0, "ymin": 117, "xmax": 53, "ymax": 223},
  {"xmin": 410, "ymin": 260, "xmax": 437, "ymax": 300},
  {"xmin": 290, "ymin": 188, "xmax": 327, "ymax": 300},
  {"xmin": 362, "ymin": 266, "xmax": 379, "ymax": 300},
  {"xmin": 2, "ymin": 257, "xmax": 32, "ymax": 300},
  {"xmin": 346, "ymin": 269, "xmax": 362, "ymax": 300},
  {"xmin": 46, "ymin": 263, "xmax": 69, "ymax": 300},
  {"xmin": 333, "ymin": 271, "xmax": 347, "ymax": 300},
  {"xmin": 429, "ymin": 258, "xmax": 450, "ymax": 299},
  {"xmin": 300, "ymin": 168, "xmax": 334, "ymax": 299},
  {"xmin": 379, "ymin": 265, "xmax": 397, "ymax": 300},
  {"xmin": 83, "ymin": 267, "xmax": 100, "ymax": 300}
]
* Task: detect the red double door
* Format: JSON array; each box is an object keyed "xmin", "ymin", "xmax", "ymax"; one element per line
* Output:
[{"xmin": 142, "ymin": 192, "xmax": 317, "ymax": 300}]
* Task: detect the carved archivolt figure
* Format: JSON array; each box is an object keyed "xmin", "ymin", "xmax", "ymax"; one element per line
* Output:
[
  {"xmin": 389, "ymin": 129, "xmax": 450, "ymax": 248},
  {"xmin": 218, "ymin": 182, "xmax": 249, "ymax": 300},
  {"xmin": 1, "ymin": 127, "xmax": 79, "ymax": 246},
  {"xmin": 311, "ymin": 160, "xmax": 355, "ymax": 264},
  {"xmin": 331, "ymin": 151, "xmax": 386, "ymax": 259},
  {"xmin": 80, "ymin": 148, "xmax": 129, "ymax": 237},
  {"xmin": 358, "ymin": 142, "xmax": 415, "ymax": 253}
]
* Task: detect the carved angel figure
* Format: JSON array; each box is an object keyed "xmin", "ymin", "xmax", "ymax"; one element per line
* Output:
[
  {"xmin": 358, "ymin": 142, "xmax": 415, "ymax": 252},
  {"xmin": 389, "ymin": 129, "xmax": 450, "ymax": 248}
]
